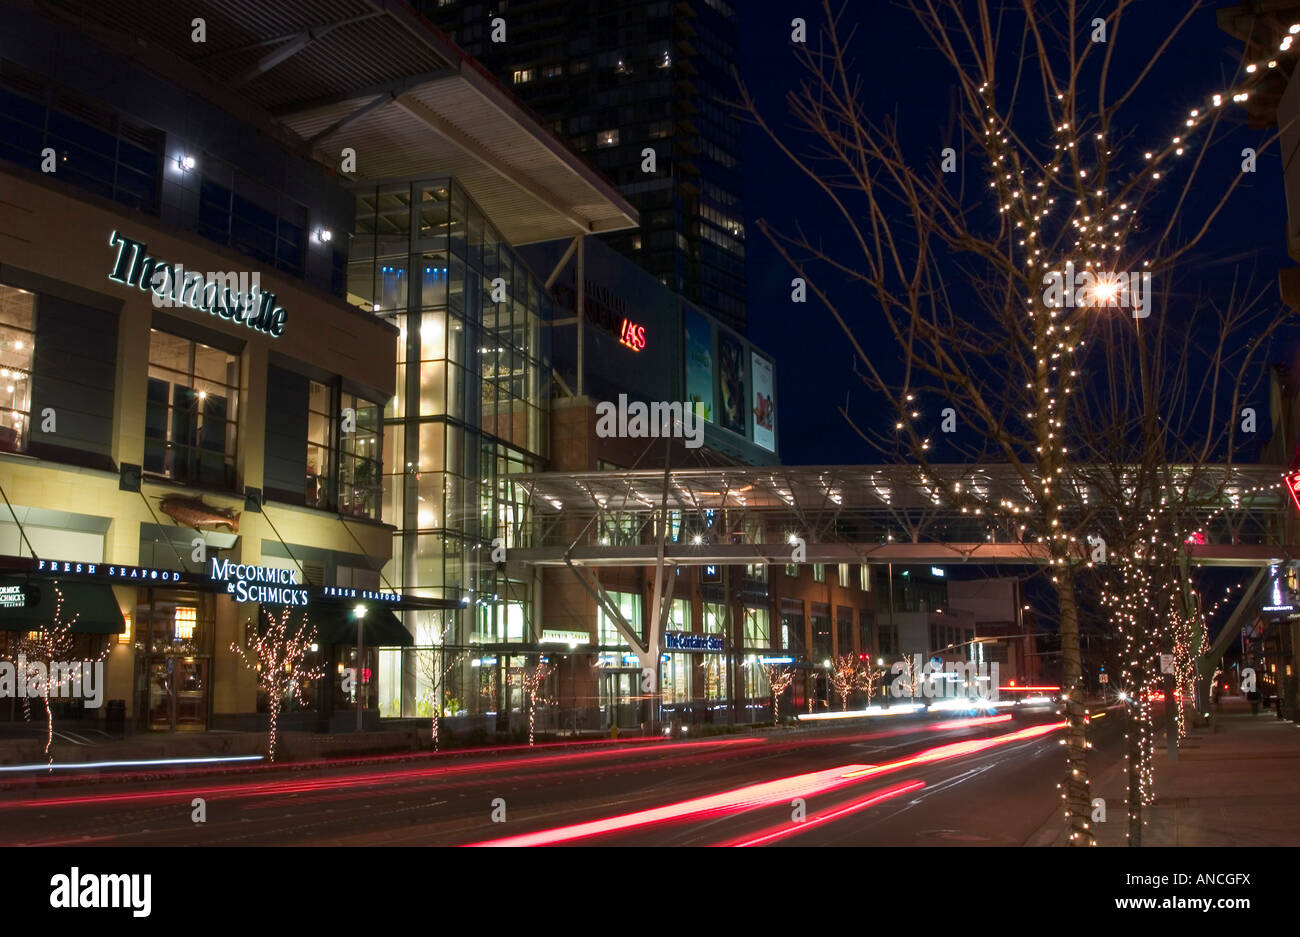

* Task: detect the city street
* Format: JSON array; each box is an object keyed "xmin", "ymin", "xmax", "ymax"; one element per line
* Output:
[{"xmin": 0, "ymin": 706, "xmax": 1127, "ymax": 847}]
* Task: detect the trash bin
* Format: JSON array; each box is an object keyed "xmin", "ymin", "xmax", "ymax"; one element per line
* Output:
[{"xmin": 105, "ymin": 699, "xmax": 126, "ymax": 737}]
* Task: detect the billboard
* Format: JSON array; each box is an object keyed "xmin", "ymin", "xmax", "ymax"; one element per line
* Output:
[
  {"xmin": 684, "ymin": 307, "xmax": 714, "ymax": 422},
  {"xmin": 751, "ymin": 351, "xmax": 775, "ymax": 451},
  {"xmin": 718, "ymin": 332, "xmax": 746, "ymax": 435}
]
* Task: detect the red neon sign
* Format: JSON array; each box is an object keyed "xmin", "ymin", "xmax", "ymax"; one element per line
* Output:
[
  {"xmin": 1288, "ymin": 472, "xmax": 1300, "ymax": 515},
  {"xmin": 618, "ymin": 318, "xmax": 646, "ymax": 351}
]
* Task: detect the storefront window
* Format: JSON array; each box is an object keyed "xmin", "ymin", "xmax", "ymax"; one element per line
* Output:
[
  {"xmin": 0, "ymin": 285, "xmax": 34, "ymax": 454},
  {"xmin": 703, "ymin": 655, "xmax": 729, "ymax": 701},
  {"xmin": 144, "ymin": 331, "xmax": 238, "ymax": 488},
  {"xmin": 339, "ymin": 392, "xmax": 381, "ymax": 519},
  {"xmin": 661, "ymin": 652, "xmax": 692, "ymax": 704},
  {"xmin": 744, "ymin": 656, "xmax": 770, "ymax": 701}
]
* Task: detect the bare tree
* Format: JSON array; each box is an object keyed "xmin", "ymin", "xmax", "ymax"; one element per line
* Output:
[
  {"xmin": 417, "ymin": 645, "xmax": 466, "ymax": 751},
  {"xmin": 828, "ymin": 655, "xmax": 860, "ymax": 710},
  {"xmin": 520, "ymin": 659, "xmax": 552, "ymax": 747},
  {"xmin": 765, "ymin": 663, "xmax": 795, "ymax": 723},
  {"xmin": 858, "ymin": 663, "xmax": 884, "ymax": 706},
  {"xmin": 18, "ymin": 583, "xmax": 109, "ymax": 767},
  {"xmin": 230, "ymin": 607, "xmax": 323, "ymax": 762},
  {"xmin": 740, "ymin": 0, "xmax": 1286, "ymax": 844}
]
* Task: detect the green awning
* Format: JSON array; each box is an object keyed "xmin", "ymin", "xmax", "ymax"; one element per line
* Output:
[
  {"xmin": 0, "ymin": 578, "xmax": 125, "ymax": 634},
  {"xmin": 302, "ymin": 602, "xmax": 413, "ymax": 647}
]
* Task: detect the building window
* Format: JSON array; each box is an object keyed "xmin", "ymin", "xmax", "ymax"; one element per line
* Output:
[
  {"xmin": 836, "ymin": 606, "xmax": 853, "ymax": 656},
  {"xmin": 811, "ymin": 606, "xmax": 831, "ymax": 663},
  {"xmin": 860, "ymin": 564, "xmax": 871, "ymax": 591},
  {"xmin": 598, "ymin": 129, "xmax": 620, "ymax": 147},
  {"xmin": 543, "ymin": 64, "xmax": 563, "ymax": 78},
  {"xmin": 338, "ymin": 391, "xmax": 381, "ymax": 519},
  {"xmin": 0, "ymin": 285, "xmax": 35, "ymax": 454},
  {"xmin": 838, "ymin": 563, "xmax": 850, "ymax": 588},
  {"xmin": 743, "ymin": 606, "xmax": 770, "ymax": 647},
  {"xmin": 305, "ymin": 380, "xmax": 333, "ymax": 510},
  {"xmin": 512, "ymin": 68, "xmax": 535, "ymax": 84},
  {"xmin": 144, "ymin": 331, "xmax": 239, "ymax": 488},
  {"xmin": 703, "ymin": 601, "xmax": 728, "ymax": 636},
  {"xmin": 598, "ymin": 591, "xmax": 642, "ymax": 648},
  {"xmin": 0, "ymin": 70, "xmax": 162, "ymax": 216},
  {"xmin": 813, "ymin": 564, "xmax": 826, "ymax": 582},
  {"xmin": 879, "ymin": 623, "xmax": 898, "ymax": 658},
  {"xmin": 784, "ymin": 564, "xmax": 798, "ymax": 578}
]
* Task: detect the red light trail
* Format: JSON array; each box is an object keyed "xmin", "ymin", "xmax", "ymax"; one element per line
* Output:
[{"xmin": 469, "ymin": 720, "xmax": 1065, "ymax": 846}]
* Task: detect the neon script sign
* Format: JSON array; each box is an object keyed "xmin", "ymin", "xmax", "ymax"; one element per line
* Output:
[
  {"xmin": 108, "ymin": 231, "xmax": 287, "ymax": 338},
  {"xmin": 618, "ymin": 318, "xmax": 646, "ymax": 351}
]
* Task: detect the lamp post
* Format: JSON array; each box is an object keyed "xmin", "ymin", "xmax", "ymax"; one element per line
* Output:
[{"xmin": 354, "ymin": 604, "xmax": 366, "ymax": 732}]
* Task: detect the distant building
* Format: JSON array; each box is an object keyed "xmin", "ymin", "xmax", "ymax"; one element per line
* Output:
[{"xmin": 420, "ymin": 0, "xmax": 749, "ymax": 331}]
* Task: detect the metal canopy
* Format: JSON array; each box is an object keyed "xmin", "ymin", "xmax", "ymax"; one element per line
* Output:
[{"xmin": 43, "ymin": 0, "xmax": 638, "ymax": 245}]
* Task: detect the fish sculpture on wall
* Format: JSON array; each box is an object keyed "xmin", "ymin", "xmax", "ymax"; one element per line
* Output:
[{"xmin": 158, "ymin": 495, "xmax": 240, "ymax": 533}]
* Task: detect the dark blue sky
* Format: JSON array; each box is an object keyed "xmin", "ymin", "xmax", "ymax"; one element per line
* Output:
[{"xmin": 739, "ymin": 1, "xmax": 1293, "ymax": 466}]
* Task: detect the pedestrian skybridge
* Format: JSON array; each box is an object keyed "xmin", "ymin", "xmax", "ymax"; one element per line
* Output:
[{"xmin": 509, "ymin": 463, "xmax": 1298, "ymax": 568}]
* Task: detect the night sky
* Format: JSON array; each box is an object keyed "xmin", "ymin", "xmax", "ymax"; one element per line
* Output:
[{"xmin": 738, "ymin": 1, "xmax": 1295, "ymax": 466}]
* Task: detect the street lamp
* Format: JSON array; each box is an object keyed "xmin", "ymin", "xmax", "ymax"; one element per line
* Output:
[{"xmin": 354, "ymin": 604, "xmax": 367, "ymax": 732}]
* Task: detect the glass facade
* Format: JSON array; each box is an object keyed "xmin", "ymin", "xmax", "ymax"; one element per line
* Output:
[{"xmin": 349, "ymin": 177, "xmax": 551, "ymax": 716}]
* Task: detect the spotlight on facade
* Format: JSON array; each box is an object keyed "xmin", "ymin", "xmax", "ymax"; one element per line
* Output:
[
  {"xmin": 177, "ymin": 154, "xmax": 196, "ymax": 172},
  {"xmin": 316, "ymin": 228, "xmax": 333, "ymax": 243}
]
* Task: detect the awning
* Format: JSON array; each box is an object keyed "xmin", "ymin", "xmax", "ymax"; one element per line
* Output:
[
  {"xmin": 305, "ymin": 602, "xmax": 413, "ymax": 648},
  {"xmin": 0, "ymin": 577, "xmax": 125, "ymax": 634}
]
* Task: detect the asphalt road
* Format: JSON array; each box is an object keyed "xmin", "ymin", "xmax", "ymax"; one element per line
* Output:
[{"xmin": 0, "ymin": 704, "xmax": 1128, "ymax": 846}]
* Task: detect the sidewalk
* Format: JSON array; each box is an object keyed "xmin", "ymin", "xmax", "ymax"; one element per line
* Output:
[{"xmin": 1034, "ymin": 696, "xmax": 1300, "ymax": 845}]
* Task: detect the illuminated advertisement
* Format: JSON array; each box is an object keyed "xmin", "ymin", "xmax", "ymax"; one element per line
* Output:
[
  {"xmin": 751, "ymin": 351, "xmax": 775, "ymax": 451},
  {"xmin": 718, "ymin": 332, "xmax": 746, "ymax": 435},
  {"xmin": 684, "ymin": 307, "xmax": 714, "ymax": 422}
]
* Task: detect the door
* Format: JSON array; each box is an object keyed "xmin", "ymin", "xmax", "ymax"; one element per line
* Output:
[
  {"xmin": 146, "ymin": 656, "xmax": 209, "ymax": 730},
  {"xmin": 599, "ymin": 670, "xmax": 639, "ymax": 729}
]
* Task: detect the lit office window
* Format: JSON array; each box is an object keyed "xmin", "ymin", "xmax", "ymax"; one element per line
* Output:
[
  {"xmin": 813, "ymin": 564, "xmax": 826, "ymax": 582},
  {"xmin": 838, "ymin": 563, "xmax": 850, "ymax": 588},
  {"xmin": 512, "ymin": 68, "xmax": 535, "ymax": 84},
  {"xmin": 598, "ymin": 129, "xmax": 620, "ymax": 147},
  {"xmin": 860, "ymin": 564, "xmax": 871, "ymax": 591},
  {"xmin": 145, "ymin": 331, "xmax": 239, "ymax": 488},
  {"xmin": 0, "ymin": 286, "xmax": 34, "ymax": 454},
  {"xmin": 338, "ymin": 391, "xmax": 381, "ymax": 519}
]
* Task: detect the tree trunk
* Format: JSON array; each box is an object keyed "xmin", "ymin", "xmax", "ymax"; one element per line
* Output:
[{"xmin": 1057, "ymin": 570, "xmax": 1094, "ymax": 845}]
